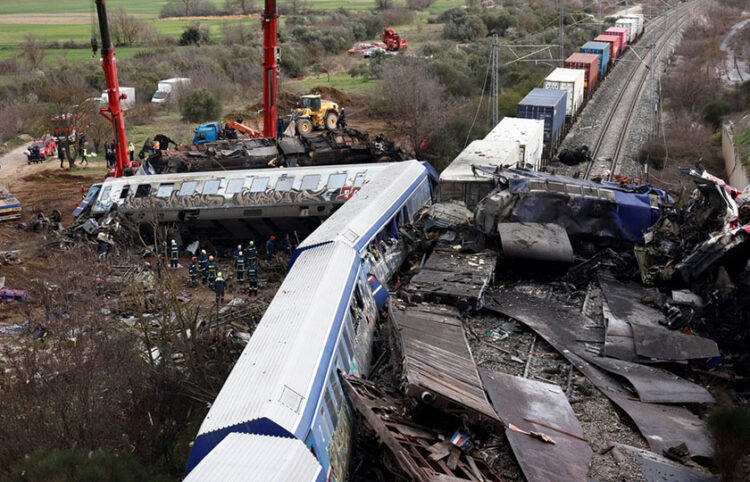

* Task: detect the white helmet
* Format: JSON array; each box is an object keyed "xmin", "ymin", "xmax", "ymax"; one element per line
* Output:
[
  {"xmin": 238, "ymin": 244, "xmax": 242, "ymax": 250},
  {"xmin": 171, "ymin": 239, "xmax": 176, "ymax": 244},
  {"xmin": 201, "ymin": 249, "xmax": 206, "ymax": 255},
  {"xmin": 250, "ymin": 241, "xmax": 254, "ymax": 246},
  {"xmin": 239, "ymin": 251, "xmax": 243, "ymax": 256}
]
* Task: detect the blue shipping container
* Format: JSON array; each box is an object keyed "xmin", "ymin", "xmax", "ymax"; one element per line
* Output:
[
  {"xmin": 580, "ymin": 41, "xmax": 610, "ymax": 77},
  {"xmin": 517, "ymin": 88, "xmax": 567, "ymax": 150}
]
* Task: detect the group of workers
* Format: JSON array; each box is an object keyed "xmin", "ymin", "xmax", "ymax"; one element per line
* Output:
[{"xmin": 185, "ymin": 242, "xmax": 260, "ymax": 304}]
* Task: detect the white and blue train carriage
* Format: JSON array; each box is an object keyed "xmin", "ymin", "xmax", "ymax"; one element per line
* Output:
[
  {"xmin": 291, "ymin": 160, "xmax": 437, "ymax": 307},
  {"xmin": 185, "ymin": 241, "xmax": 380, "ymax": 482}
]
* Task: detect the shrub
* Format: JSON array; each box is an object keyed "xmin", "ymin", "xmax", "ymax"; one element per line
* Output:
[
  {"xmin": 380, "ymin": 8, "xmax": 415, "ymax": 27},
  {"xmin": 181, "ymin": 88, "xmax": 221, "ymax": 122},
  {"xmin": 407, "ymin": 0, "xmax": 435, "ymax": 9},
  {"xmin": 443, "ymin": 14, "xmax": 488, "ymax": 42},
  {"xmin": 700, "ymin": 99, "xmax": 731, "ymax": 128},
  {"xmin": 161, "ymin": 0, "xmax": 219, "ymax": 17},
  {"xmin": 180, "ymin": 24, "xmax": 203, "ymax": 46}
]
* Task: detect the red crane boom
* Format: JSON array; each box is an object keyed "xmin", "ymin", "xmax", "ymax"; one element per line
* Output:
[
  {"xmin": 95, "ymin": 0, "xmax": 131, "ymax": 178},
  {"xmin": 262, "ymin": 0, "xmax": 278, "ymax": 138}
]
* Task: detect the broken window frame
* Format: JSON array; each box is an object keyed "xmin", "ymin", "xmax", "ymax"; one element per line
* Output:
[
  {"xmin": 225, "ymin": 178, "xmax": 246, "ymax": 195},
  {"xmin": 179, "ymin": 181, "xmax": 197, "ymax": 196},
  {"xmin": 301, "ymin": 175, "xmax": 321, "ymax": 191},
  {"xmin": 249, "ymin": 177, "xmax": 269, "ymax": 193},
  {"xmin": 202, "ymin": 180, "xmax": 221, "ymax": 195},
  {"xmin": 135, "ymin": 184, "xmax": 151, "ymax": 197},
  {"xmin": 353, "ymin": 172, "xmax": 366, "ymax": 188},
  {"xmin": 156, "ymin": 183, "xmax": 174, "ymax": 199},
  {"xmin": 327, "ymin": 173, "xmax": 347, "ymax": 190},
  {"xmin": 275, "ymin": 177, "xmax": 294, "ymax": 192}
]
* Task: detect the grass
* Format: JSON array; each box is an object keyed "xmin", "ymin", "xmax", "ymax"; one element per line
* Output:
[{"xmin": 288, "ymin": 71, "xmax": 376, "ymax": 94}]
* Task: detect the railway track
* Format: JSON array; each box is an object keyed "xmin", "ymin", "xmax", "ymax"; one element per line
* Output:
[{"xmin": 584, "ymin": 2, "xmax": 694, "ymax": 181}]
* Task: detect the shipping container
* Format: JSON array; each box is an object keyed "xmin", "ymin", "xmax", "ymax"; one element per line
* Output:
[
  {"xmin": 605, "ymin": 27, "xmax": 629, "ymax": 51},
  {"xmin": 580, "ymin": 41, "xmax": 610, "ymax": 77},
  {"xmin": 616, "ymin": 18, "xmax": 638, "ymax": 44},
  {"xmin": 594, "ymin": 34, "xmax": 621, "ymax": 60},
  {"xmin": 484, "ymin": 117, "xmax": 545, "ymax": 171},
  {"xmin": 621, "ymin": 14, "xmax": 644, "ymax": 38},
  {"xmin": 517, "ymin": 88, "xmax": 567, "ymax": 153},
  {"xmin": 543, "ymin": 68, "xmax": 585, "ymax": 119},
  {"xmin": 439, "ymin": 139, "xmax": 520, "ymax": 207},
  {"xmin": 565, "ymin": 53, "xmax": 599, "ymax": 95}
]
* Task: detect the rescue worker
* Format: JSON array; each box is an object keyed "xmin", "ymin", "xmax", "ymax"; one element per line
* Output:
[
  {"xmin": 265, "ymin": 235, "xmax": 276, "ymax": 261},
  {"xmin": 152, "ymin": 139, "xmax": 160, "ymax": 156},
  {"xmin": 198, "ymin": 249, "xmax": 209, "ymax": 284},
  {"xmin": 215, "ymin": 272, "xmax": 226, "ymax": 304},
  {"xmin": 246, "ymin": 263, "xmax": 258, "ymax": 297},
  {"xmin": 168, "ymin": 239, "xmax": 179, "ymax": 268},
  {"xmin": 233, "ymin": 244, "xmax": 242, "ymax": 264},
  {"xmin": 246, "ymin": 241, "xmax": 257, "ymax": 266},
  {"xmin": 207, "ymin": 256, "xmax": 218, "ymax": 289},
  {"xmin": 128, "ymin": 141, "xmax": 135, "ymax": 163},
  {"xmin": 337, "ymin": 107, "xmax": 347, "ymax": 129},
  {"xmin": 234, "ymin": 251, "xmax": 246, "ymax": 285},
  {"xmin": 80, "ymin": 147, "xmax": 88, "ymax": 165},
  {"xmin": 59, "ymin": 145, "xmax": 66, "ymax": 168},
  {"xmin": 188, "ymin": 256, "xmax": 198, "ymax": 286}
]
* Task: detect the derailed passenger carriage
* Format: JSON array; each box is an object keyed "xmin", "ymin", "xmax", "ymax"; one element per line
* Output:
[
  {"xmin": 88, "ymin": 163, "xmax": 393, "ymax": 239},
  {"xmin": 184, "ymin": 161, "xmax": 436, "ymax": 481}
]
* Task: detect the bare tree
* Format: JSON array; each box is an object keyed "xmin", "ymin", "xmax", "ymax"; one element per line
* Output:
[
  {"xmin": 225, "ymin": 0, "xmax": 256, "ymax": 14},
  {"xmin": 21, "ymin": 34, "xmax": 46, "ymax": 70},
  {"xmin": 179, "ymin": 0, "xmax": 198, "ymax": 15},
  {"xmin": 375, "ymin": 0, "xmax": 392, "ymax": 9},
  {"xmin": 288, "ymin": 0, "xmax": 311, "ymax": 15},
  {"xmin": 109, "ymin": 8, "xmax": 144, "ymax": 47},
  {"xmin": 378, "ymin": 63, "xmax": 449, "ymax": 155}
]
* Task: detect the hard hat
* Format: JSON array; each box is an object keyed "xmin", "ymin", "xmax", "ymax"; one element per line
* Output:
[
  {"xmin": 209, "ymin": 256, "xmax": 214, "ymax": 261},
  {"xmin": 191, "ymin": 256, "xmax": 197, "ymax": 261},
  {"xmin": 201, "ymin": 249, "xmax": 206, "ymax": 254},
  {"xmin": 171, "ymin": 239, "xmax": 176, "ymax": 244},
  {"xmin": 238, "ymin": 244, "xmax": 242, "ymax": 249},
  {"xmin": 218, "ymin": 272, "xmax": 223, "ymax": 277},
  {"xmin": 250, "ymin": 241, "xmax": 254, "ymax": 246},
  {"xmin": 239, "ymin": 251, "xmax": 243, "ymax": 256}
]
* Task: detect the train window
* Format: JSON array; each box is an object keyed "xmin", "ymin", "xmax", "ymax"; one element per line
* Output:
[
  {"xmin": 179, "ymin": 181, "xmax": 197, "ymax": 196},
  {"xmin": 329, "ymin": 371, "xmax": 343, "ymax": 406},
  {"xmin": 250, "ymin": 177, "xmax": 269, "ymax": 192},
  {"xmin": 202, "ymin": 180, "xmax": 221, "ymax": 195},
  {"xmin": 327, "ymin": 173, "xmax": 347, "ymax": 190},
  {"xmin": 156, "ymin": 183, "xmax": 174, "ymax": 198},
  {"xmin": 275, "ymin": 177, "xmax": 294, "ymax": 192},
  {"xmin": 226, "ymin": 178, "xmax": 245, "ymax": 194},
  {"xmin": 353, "ymin": 286, "xmax": 364, "ymax": 311},
  {"xmin": 99, "ymin": 185, "xmax": 111, "ymax": 200},
  {"xmin": 119, "ymin": 186, "xmax": 129, "ymax": 199},
  {"xmin": 342, "ymin": 322, "xmax": 354, "ymax": 358},
  {"xmin": 337, "ymin": 344, "xmax": 350, "ymax": 374},
  {"xmin": 301, "ymin": 175, "xmax": 320, "ymax": 190},
  {"xmin": 323, "ymin": 388, "xmax": 338, "ymax": 428},
  {"xmin": 353, "ymin": 172, "xmax": 366, "ymax": 188},
  {"xmin": 135, "ymin": 184, "xmax": 151, "ymax": 197}
]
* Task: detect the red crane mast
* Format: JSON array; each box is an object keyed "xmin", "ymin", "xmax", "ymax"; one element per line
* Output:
[
  {"xmin": 262, "ymin": 0, "xmax": 278, "ymax": 138},
  {"xmin": 94, "ymin": 0, "xmax": 131, "ymax": 178}
]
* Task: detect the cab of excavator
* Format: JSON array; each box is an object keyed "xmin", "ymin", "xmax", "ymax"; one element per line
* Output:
[{"xmin": 300, "ymin": 95, "xmax": 321, "ymax": 112}]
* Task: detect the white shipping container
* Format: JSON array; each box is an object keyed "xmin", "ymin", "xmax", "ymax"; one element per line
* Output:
[
  {"xmin": 485, "ymin": 117, "xmax": 545, "ymax": 171},
  {"xmin": 100, "ymin": 87, "xmax": 135, "ymax": 110},
  {"xmin": 543, "ymin": 68, "xmax": 585, "ymax": 118},
  {"xmin": 621, "ymin": 14, "xmax": 644, "ymax": 37},
  {"xmin": 439, "ymin": 139, "xmax": 520, "ymax": 208},
  {"xmin": 616, "ymin": 18, "xmax": 638, "ymax": 43}
]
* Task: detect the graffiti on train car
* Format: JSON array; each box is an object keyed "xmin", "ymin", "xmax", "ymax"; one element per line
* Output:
[
  {"xmin": 120, "ymin": 186, "xmax": 357, "ymax": 212},
  {"xmin": 327, "ymin": 402, "xmax": 353, "ymax": 482}
]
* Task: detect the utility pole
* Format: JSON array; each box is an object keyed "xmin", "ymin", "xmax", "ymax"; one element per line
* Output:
[
  {"xmin": 598, "ymin": 0, "xmax": 602, "ymax": 35},
  {"xmin": 491, "ymin": 34, "xmax": 499, "ymax": 127},
  {"xmin": 262, "ymin": 0, "xmax": 279, "ymax": 138},
  {"xmin": 559, "ymin": 2, "xmax": 564, "ymax": 66},
  {"xmin": 649, "ymin": 43, "xmax": 655, "ymax": 140}
]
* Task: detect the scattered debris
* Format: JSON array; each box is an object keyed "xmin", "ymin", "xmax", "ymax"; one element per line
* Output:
[
  {"xmin": 606, "ymin": 442, "xmax": 718, "ymax": 482},
  {"xmin": 497, "ymin": 222, "xmax": 574, "ymax": 263},
  {"xmin": 0, "ymin": 287, "xmax": 26, "ymax": 303},
  {"xmin": 0, "ymin": 182, "xmax": 22, "ymax": 222}
]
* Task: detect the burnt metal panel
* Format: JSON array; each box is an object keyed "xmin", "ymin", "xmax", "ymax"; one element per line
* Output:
[
  {"xmin": 391, "ymin": 303, "xmax": 503, "ymax": 428},
  {"xmin": 598, "ymin": 272, "xmax": 666, "ymax": 327},
  {"xmin": 608, "ymin": 443, "xmax": 718, "ymax": 482},
  {"xmin": 497, "ymin": 222, "xmax": 574, "ymax": 263},
  {"xmin": 484, "ymin": 292, "xmax": 714, "ymax": 458},
  {"xmin": 408, "ymin": 248, "xmax": 497, "ymax": 307},
  {"xmin": 480, "ymin": 369, "xmax": 593, "ymax": 482}
]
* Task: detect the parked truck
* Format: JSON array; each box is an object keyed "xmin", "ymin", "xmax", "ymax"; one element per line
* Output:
[
  {"xmin": 151, "ymin": 78, "xmax": 191, "ymax": 104},
  {"xmin": 100, "ymin": 87, "xmax": 135, "ymax": 111}
]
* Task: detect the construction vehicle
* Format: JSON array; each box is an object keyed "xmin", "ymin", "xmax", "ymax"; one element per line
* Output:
[
  {"xmin": 291, "ymin": 94, "xmax": 340, "ymax": 136},
  {"xmin": 193, "ymin": 120, "xmax": 262, "ymax": 144},
  {"xmin": 382, "ymin": 28, "xmax": 407, "ymax": 51}
]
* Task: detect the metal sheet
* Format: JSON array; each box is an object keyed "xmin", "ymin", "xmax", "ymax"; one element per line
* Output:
[
  {"xmin": 484, "ymin": 292, "xmax": 714, "ymax": 458},
  {"xmin": 408, "ymin": 249, "xmax": 497, "ymax": 307},
  {"xmin": 391, "ymin": 302, "xmax": 502, "ymax": 427},
  {"xmin": 608, "ymin": 443, "xmax": 718, "ymax": 482},
  {"xmin": 598, "ymin": 272, "xmax": 666, "ymax": 327},
  {"xmin": 497, "ymin": 223, "xmax": 575, "ymax": 263},
  {"xmin": 630, "ymin": 323, "xmax": 720, "ymax": 361},
  {"xmin": 480, "ymin": 369, "xmax": 592, "ymax": 482}
]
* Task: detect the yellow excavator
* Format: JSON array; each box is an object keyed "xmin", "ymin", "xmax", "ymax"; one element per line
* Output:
[{"xmin": 291, "ymin": 94, "xmax": 340, "ymax": 136}]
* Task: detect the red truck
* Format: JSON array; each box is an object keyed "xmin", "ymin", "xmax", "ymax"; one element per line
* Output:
[
  {"xmin": 26, "ymin": 136, "xmax": 57, "ymax": 164},
  {"xmin": 382, "ymin": 28, "xmax": 407, "ymax": 51}
]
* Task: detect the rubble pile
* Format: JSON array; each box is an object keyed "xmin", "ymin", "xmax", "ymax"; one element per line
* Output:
[{"xmin": 351, "ymin": 166, "xmax": 747, "ymax": 481}]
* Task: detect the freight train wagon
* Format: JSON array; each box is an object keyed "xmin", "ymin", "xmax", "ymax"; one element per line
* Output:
[
  {"xmin": 605, "ymin": 26, "xmax": 629, "ymax": 52},
  {"xmin": 517, "ymin": 88, "xmax": 567, "ymax": 160},
  {"xmin": 543, "ymin": 68, "xmax": 585, "ymax": 121},
  {"xmin": 184, "ymin": 161, "xmax": 435, "ymax": 482},
  {"xmin": 439, "ymin": 139, "xmax": 520, "ymax": 208},
  {"xmin": 564, "ymin": 53, "xmax": 599, "ymax": 96},
  {"xmin": 594, "ymin": 34, "xmax": 621, "ymax": 60},
  {"xmin": 580, "ymin": 41, "xmax": 610, "ymax": 78},
  {"xmin": 484, "ymin": 117, "xmax": 545, "ymax": 171}
]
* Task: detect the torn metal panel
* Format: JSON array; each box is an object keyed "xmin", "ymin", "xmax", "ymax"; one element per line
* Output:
[
  {"xmin": 608, "ymin": 442, "xmax": 718, "ymax": 482},
  {"xmin": 677, "ymin": 225, "xmax": 750, "ymax": 284},
  {"xmin": 480, "ymin": 369, "xmax": 593, "ymax": 482},
  {"xmin": 483, "ymin": 292, "xmax": 714, "ymax": 458},
  {"xmin": 390, "ymin": 303, "xmax": 503, "ymax": 428},
  {"xmin": 408, "ymin": 248, "xmax": 497, "ymax": 308},
  {"xmin": 423, "ymin": 202, "xmax": 474, "ymax": 231},
  {"xmin": 497, "ymin": 223, "xmax": 574, "ymax": 263},
  {"xmin": 602, "ymin": 300, "xmax": 642, "ymax": 362},
  {"xmin": 486, "ymin": 290, "xmax": 714, "ymax": 403},
  {"xmin": 341, "ymin": 375, "xmax": 502, "ymax": 482},
  {"xmin": 630, "ymin": 323, "xmax": 719, "ymax": 361},
  {"xmin": 598, "ymin": 272, "xmax": 666, "ymax": 327}
]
